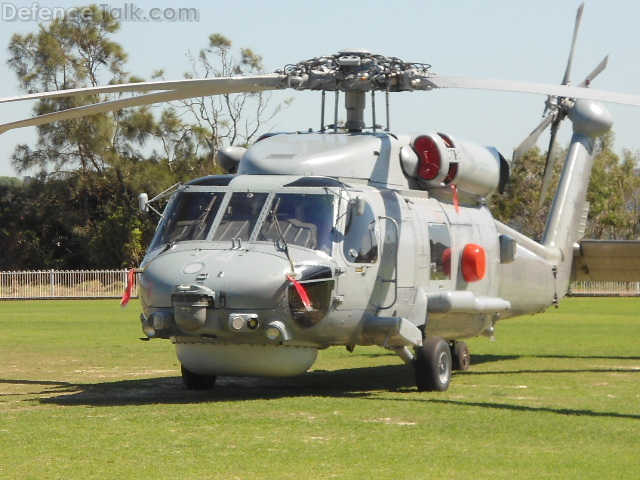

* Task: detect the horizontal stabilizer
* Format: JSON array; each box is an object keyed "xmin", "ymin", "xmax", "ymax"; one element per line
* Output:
[{"xmin": 572, "ymin": 240, "xmax": 640, "ymax": 281}]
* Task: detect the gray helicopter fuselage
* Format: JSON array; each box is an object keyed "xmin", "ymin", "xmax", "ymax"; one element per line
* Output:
[{"xmin": 137, "ymin": 130, "xmax": 562, "ymax": 378}]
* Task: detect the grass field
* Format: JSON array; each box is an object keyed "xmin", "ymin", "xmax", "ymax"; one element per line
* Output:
[{"xmin": 1, "ymin": 297, "xmax": 638, "ymax": 479}]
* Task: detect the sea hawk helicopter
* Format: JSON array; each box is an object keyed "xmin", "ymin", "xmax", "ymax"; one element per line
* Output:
[{"xmin": 2, "ymin": 5, "xmax": 640, "ymax": 392}]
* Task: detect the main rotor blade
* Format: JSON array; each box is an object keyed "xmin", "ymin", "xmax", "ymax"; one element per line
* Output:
[
  {"xmin": 0, "ymin": 75, "xmax": 287, "ymax": 135},
  {"xmin": 513, "ymin": 112, "xmax": 555, "ymax": 162},
  {"xmin": 428, "ymin": 75, "xmax": 640, "ymax": 107},
  {"xmin": 0, "ymin": 74, "xmax": 286, "ymax": 105},
  {"xmin": 562, "ymin": 2, "xmax": 585, "ymax": 85},
  {"xmin": 577, "ymin": 55, "xmax": 609, "ymax": 88}
]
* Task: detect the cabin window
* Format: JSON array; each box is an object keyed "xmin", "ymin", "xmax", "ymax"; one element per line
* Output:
[
  {"xmin": 343, "ymin": 201, "xmax": 378, "ymax": 263},
  {"xmin": 258, "ymin": 193, "xmax": 335, "ymax": 255},
  {"xmin": 149, "ymin": 191, "xmax": 224, "ymax": 250},
  {"xmin": 211, "ymin": 192, "xmax": 269, "ymax": 242},
  {"xmin": 428, "ymin": 223, "xmax": 451, "ymax": 280}
]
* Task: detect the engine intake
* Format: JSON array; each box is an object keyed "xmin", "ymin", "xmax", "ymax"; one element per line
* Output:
[{"xmin": 401, "ymin": 132, "xmax": 509, "ymax": 202}]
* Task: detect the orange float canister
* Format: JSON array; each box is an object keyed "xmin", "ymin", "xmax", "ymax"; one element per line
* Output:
[{"xmin": 461, "ymin": 244, "xmax": 487, "ymax": 282}]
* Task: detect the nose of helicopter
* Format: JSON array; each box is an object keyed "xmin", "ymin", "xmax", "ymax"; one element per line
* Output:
[
  {"xmin": 138, "ymin": 245, "xmax": 334, "ymax": 377},
  {"xmin": 139, "ymin": 247, "xmax": 292, "ymax": 311}
]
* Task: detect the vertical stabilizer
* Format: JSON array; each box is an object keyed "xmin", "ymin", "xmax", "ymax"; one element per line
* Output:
[{"xmin": 542, "ymin": 99, "xmax": 613, "ymax": 293}]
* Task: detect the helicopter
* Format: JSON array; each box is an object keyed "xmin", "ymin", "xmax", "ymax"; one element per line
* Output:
[{"xmin": 2, "ymin": 5, "xmax": 640, "ymax": 392}]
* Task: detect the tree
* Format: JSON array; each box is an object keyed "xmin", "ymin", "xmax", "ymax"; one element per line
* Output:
[
  {"xmin": 7, "ymin": 5, "xmax": 132, "ymax": 175},
  {"xmin": 174, "ymin": 33, "xmax": 291, "ymax": 175},
  {"xmin": 491, "ymin": 132, "xmax": 640, "ymax": 241},
  {"xmin": 585, "ymin": 134, "xmax": 640, "ymax": 239},
  {"xmin": 490, "ymin": 146, "xmax": 561, "ymax": 240}
]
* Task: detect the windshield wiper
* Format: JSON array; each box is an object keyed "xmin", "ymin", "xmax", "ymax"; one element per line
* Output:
[{"xmin": 268, "ymin": 201, "xmax": 296, "ymax": 275}]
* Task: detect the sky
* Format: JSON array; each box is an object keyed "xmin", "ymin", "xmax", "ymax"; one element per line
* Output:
[{"xmin": 1, "ymin": 0, "xmax": 640, "ymax": 178}]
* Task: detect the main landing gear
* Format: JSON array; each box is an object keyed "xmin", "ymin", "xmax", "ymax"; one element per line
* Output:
[
  {"xmin": 413, "ymin": 338, "xmax": 471, "ymax": 391},
  {"xmin": 450, "ymin": 340, "xmax": 471, "ymax": 371}
]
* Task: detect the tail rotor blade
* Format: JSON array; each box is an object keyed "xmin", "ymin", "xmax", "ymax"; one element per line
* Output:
[
  {"xmin": 513, "ymin": 112, "xmax": 555, "ymax": 162},
  {"xmin": 538, "ymin": 122, "xmax": 561, "ymax": 207},
  {"xmin": 578, "ymin": 55, "xmax": 609, "ymax": 88},
  {"xmin": 562, "ymin": 2, "xmax": 585, "ymax": 85}
]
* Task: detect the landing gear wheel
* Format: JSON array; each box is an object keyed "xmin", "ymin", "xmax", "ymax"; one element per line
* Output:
[
  {"xmin": 450, "ymin": 341, "xmax": 471, "ymax": 371},
  {"xmin": 414, "ymin": 337, "xmax": 452, "ymax": 392},
  {"xmin": 181, "ymin": 364, "xmax": 216, "ymax": 390}
]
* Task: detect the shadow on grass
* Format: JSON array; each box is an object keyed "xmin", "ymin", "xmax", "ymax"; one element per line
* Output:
[
  {"xmin": 468, "ymin": 354, "xmax": 521, "ymax": 365},
  {"xmin": 424, "ymin": 398, "xmax": 640, "ymax": 420},
  {"xmin": 0, "ymin": 365, "xmax": 463, "ymax": 408},
  {"xmin": 468, "ymin": 353, "xmax": 640, "ymax": 376},
  {"xmin": 471, "ymin": 353, "xmax": 640, "ymax": 365},
  {"xmin": 533, "ymin": 354, "xmax": 640, "ymax": 361},
  {"xmin": 18, "ymin": 364, "xmax": 413, "ymax": 408}
]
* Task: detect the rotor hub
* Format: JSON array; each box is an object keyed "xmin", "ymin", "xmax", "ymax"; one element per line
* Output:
[
  {"xmin": 568, "ymin": 99, "xmax": 613, "ymax": 138},
  {"xmin": 281, "ymin": 51, "xmax": 436, "ymax": 93}
]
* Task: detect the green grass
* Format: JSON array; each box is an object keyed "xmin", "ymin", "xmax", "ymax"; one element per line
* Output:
[{"xmin": 1, "ymin": 298, "xmax": 639, "ymax": 479}]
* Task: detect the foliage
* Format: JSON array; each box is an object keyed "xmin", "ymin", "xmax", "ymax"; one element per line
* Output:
[
  {"xmin": 0, "ymin": 176, "xmax": 23, "ymax": 187},
  {"xmin": 585, "ymin": 135, "xmax": 640, "ymax": 239},
  {"xmin": 0, "ymin": 174, "xmax": 144, "ymax": 269},
  {"xmin": 172, "ymin": 33, "xmax": 291, "ymax": 175},
  {"xmin": 490, "ymin": 146, "xmax": 555, "ymax": 240},
  {"xmin": 7, "ymin": 5, "xmax": 130, "ymax": 174},
  {"xmin": 491, "ymin": 132, "xmax": 640, "ymax": 240}
]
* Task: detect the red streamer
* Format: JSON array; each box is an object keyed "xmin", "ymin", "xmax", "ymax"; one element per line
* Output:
[
  {"xmin": 120, "ymin": 268, "xmax": 135, "ymax": 307},
  {"xmin": 451, "ymin": 184, "xmax": 460, "ymax": 214},
  {"xmin": 286, "ymin": 274, "xmax": 312, "ymax": 311}
]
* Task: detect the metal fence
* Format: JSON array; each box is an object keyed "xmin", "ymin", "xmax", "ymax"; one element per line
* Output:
[
  {"xmin": 0, "ymin": 269, "xmax": 136, "ymax": 300},
  {"xmin": 568, "ymin": 281, "xmax": 640, "ymax": 297},
  {"xmin": 0, "ymin": 269, "xmax": 638, "ymax": 300}
]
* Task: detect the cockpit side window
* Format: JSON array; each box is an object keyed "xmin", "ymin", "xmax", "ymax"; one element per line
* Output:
[
  {"xmin": 258, "ymin": 193, "xmax": 334, "ymax": 255},
  {"xmin": 149, "ymin": 190, "xmax": 224, "ymax": 250},
  {"xmin": 428, "ymin": 223, "xmax": 451, "ymax": 280},
  {"xmin": 343, "ymin": 201, "xmax": 378, "ymax": 263},
  {"xmin": 212, "ymin": 192, "xmax": 269, "ymax": 242}
]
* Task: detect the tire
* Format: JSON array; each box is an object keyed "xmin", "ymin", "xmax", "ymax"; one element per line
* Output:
[
  {"xmin": 414, "ymin": 337, "xmax": 452, "ymax": 392},
  {"xmin": 451, "ymin": 341, "xmax": 471, "ymax": 371},
  {"xmin": 181, "ymin": 364, "xmax": 216, "ymax": 390}
]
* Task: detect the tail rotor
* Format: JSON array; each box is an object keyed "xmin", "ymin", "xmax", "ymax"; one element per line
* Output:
[{"xmin": 512, "ymin": 3, "xmax": 608, "ymax": 207}]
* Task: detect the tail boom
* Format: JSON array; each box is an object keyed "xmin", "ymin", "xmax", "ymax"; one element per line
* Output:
[{"xmin": 542, "ymin": 99, "xmax": 613, "ymax": 292}]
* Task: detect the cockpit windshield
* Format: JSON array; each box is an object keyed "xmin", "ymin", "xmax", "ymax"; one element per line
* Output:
[
  {"xmin": 148, "ymin": 188, "xmax": 335, "ymax": 255},
  {"xmin": 149, "ymin": 191, "xmax": 224, "ymax": 251},
  {"xmin": 258, "ymin": 193, "xmax": 334, "ymax": 255},
  {"xmin": 212, "ymin": 192, "xmax": 269, "ymax": 242}
]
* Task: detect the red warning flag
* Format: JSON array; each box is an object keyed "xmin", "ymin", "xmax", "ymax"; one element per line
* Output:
[
  {"xmin": 286, "ymin": 274, "xmax": 313, "ymax": 311},
  {"xmin": 120, "ymin": 269, "xmax": 135, "ymax": 307},
  {"xmin": 451, "ymin": 184, "xmax": 460, "ymax": 214}
]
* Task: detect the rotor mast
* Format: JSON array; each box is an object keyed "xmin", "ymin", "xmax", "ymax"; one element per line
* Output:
[
  {"xmin": 344, "ymin": 90, "xmax": 366, "ymax": 131},
  {"xmin": 282, "ymin": 49, "xmax": 437, "ymax": 132}
]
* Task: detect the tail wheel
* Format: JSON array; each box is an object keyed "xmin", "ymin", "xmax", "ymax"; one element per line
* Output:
[
  {"xmin": 451, "ymin": 341, "xmax": 471, "ymax": 371},
  {"xmin": 181, "ymin": 364, "xmax": 216, "ymax": 390},
  {"xmin": 414, "ymin": 337, "xmax": 452, "ymax": 392}
]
